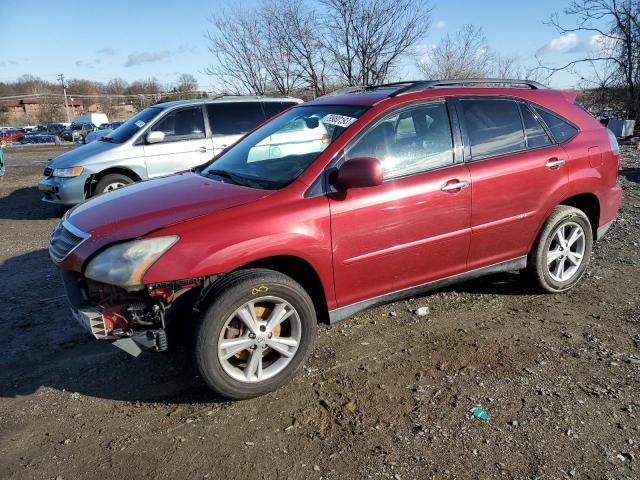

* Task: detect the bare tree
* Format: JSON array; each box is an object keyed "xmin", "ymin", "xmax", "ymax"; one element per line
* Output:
[
  {"xmin": 540, "ymin": 0, "xmax": 639, "ymax": 120},
  {"xmin": 321, "ymin": 0, "xmax": 433, "ymax": 86},
  {"xmin": 417, "ymin": 24, "xmax": 494, "ymax": 79},
  {"xmin": 205, "ymin": 8, "xmax": 270, "ymax": 94},
  {"xmin": 175, "ymin": 74, "xmax": 199, "ymax": 92},
  {"xmin": 206, "ymin": 0, "xmax": 432, "ymax": 95},
  {"xmin": 104, "ymin": 78, "xmax": 129, "ymax": 95},
  {"xmin": 264, "ymin": 0, "xmax": 329, "ymax": 96}
]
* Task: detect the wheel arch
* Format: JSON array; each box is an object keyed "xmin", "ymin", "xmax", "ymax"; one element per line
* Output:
[
  {"xmin": 239, "ymin": 255, "xmax": 330, "ymax": 324},
  {"xmin": 558, "ymin": 192, "xmax": 600, "ymax": 240},
  {"xmin": 85, "ymin": 167, "xmax": 142, "ymax": 198}
]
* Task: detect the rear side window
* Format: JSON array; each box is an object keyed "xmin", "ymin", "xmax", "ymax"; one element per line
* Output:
[
  {"xmin": 532, "ymin": 106, "xmax": 578, "ymax": 143},
  {"xmin": 519, "ymin": 104, "xmax": 552, "ymax": 149},
  {"xmin": 460, "ymin": 99, "xmax": 525, "ymax": 159},
  {"xmin": 262, "ymin": 101, "xmax": 298, "ymax": 120},
  {"xmin": 208, "ymin": 102, "xmax": 265, "ymax": 136}
]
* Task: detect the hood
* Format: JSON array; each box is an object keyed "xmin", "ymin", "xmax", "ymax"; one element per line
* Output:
[
  {"xmin": 49, "ymin": 139, "xmax": 119, "ymax": 167},
  {"xmin": 67, "ymin": 173, "xmax": 272, "ymax": 243}
]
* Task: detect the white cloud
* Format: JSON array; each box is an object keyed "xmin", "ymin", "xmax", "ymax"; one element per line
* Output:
[
  {"xmin": 96, "ymin": 47, "xmax": 118, "ymax": 56},
  {"xmin": 536, "ymin": 33, "xmax": 585, "ymax": 56},
  {"xmin": 435, "ymin": 20, "xmax": 446, "ymax": 29},
  {"xmin": 537, "ymin": 32, "xmax": 621, "ymax": 57},
  {"xmin": 125, "ymin": 50, "xmax": 173, "ymax": 67},
  {"xmin": 416, "ymin": 43, "xmax": 437, "ymax": 65},
  {"xmin": 589, "ymin": 33, "xmax": 619, "ymax": 52}
]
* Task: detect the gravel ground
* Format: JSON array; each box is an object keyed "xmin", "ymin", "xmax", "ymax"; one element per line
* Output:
[{"xmin": 0, "ymin": 145, "xmax": 639, "ymax": 480}]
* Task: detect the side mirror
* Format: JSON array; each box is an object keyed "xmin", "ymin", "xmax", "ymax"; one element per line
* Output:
[
  {"xmin": 336, "ymin": 157, "xmax": 383, "ymax": 189},
  {"xmin": 146, "ymin": 131, "xmax": 165, "ymax": 144}
]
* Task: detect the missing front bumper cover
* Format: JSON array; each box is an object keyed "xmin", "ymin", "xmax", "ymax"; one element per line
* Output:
[{"xmin": 70, "ymin": 306, "xmax": 168, "ymax": 356}]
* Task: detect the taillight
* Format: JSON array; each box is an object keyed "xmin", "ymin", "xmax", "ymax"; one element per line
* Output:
[{"xmin": 607, "ymin": 128, "xmax": 620, "ymax": 154}]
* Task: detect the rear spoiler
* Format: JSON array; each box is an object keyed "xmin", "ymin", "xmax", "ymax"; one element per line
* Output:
[{"xmin": 561, "ymin": 90, "xmax": 578, "ymax": 104}]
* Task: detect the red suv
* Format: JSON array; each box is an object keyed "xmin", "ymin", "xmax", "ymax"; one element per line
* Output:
[{"xmin": 51, "ymin": 79, "xmax": 622, "ymax": 399}]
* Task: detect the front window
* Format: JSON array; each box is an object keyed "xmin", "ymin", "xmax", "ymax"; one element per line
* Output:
[
  {"xmin": 101, "ymin": 107, "xmax": 162, "ymax": 144},
  {"xmin": 200, "ymin": 105, "xmax": 368, "ymax": 190},
  {"xmin": 345, "ymin": 102, "xmax": 454, "ymax": 180},
  {"xmin": 150, "ymin": 106, "xmax": 205, "ymax": 142}
]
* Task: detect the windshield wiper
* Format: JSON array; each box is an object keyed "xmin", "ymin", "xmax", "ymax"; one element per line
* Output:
[
  {"xmin": 98, "ymin": 136, "xmax": 114, "ymax": 142},
  {"xmin": 204, "ymin": 169, "xmax": 242, "ymax": 184},
  {"xmin": 204, "ymin": 169, "xmax": 280, "ymax": 189}
]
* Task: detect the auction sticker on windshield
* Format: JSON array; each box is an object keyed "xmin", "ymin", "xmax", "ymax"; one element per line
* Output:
[
  {"xmin": 321, "ymin": 114, "xmax": 357, "ymax": 128},
  {"xmin": 135, "ymin": 120, "xmax": 146, "ymax": 128}
]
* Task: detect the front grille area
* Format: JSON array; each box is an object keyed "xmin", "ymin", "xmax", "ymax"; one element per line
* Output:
[
  {"xmin": 43, "ymin": 166, "xmax": 54, "ymax": 177},
  {"xmin": 49, "ymin": 221, "xmax": 88, "ymax": 262}
]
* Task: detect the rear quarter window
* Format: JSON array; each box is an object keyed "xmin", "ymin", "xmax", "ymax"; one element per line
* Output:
[
  {"xmin": 262, "ymin": 101, "xmax": 298, "ymax": 120},
  {"xmin": 532, "ymin": 106, "xmax": 579, "ymax": 144},
  {"xmin": 208, "ymin": 102, "xmax": 265, "ymax": 136}
]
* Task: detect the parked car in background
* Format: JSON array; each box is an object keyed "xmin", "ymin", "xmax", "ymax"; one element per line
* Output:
[
  {"xmin": 39, "ymin": 96, "xmax": 302, "ymax": 204},
  {"xmin": 60, "ymin": 123, "xmax": 96, "ymax": 143},
  {"xmin": 72, "ymin": 113, "xmax": 109, "ymax": 128},
  {"xmin": 84, "ymin": 121, "xmax": 125, "ymax": 144},
  {"xmin": 49, "ymin": 79, "xmax": 621, "ymax": 399},
  {"xmin": 28, "ymin": 125, "xmax": 49, "ymax": 135},
  {"xmin": 1, "ymin": 128, "xmax": 25, "ymax": 143},
  {"xmin": 46, "ymin": 123, "xmax": 66, "ymax": 136}
]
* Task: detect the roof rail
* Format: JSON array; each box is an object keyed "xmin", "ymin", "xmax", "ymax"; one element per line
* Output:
[
  {"xmin": 390, "ymin": 78, "xmax": 547, "ymax": 96},
  {"xmin": 319, "ymin": 81, "xmax": 418, "ymax": 98}
]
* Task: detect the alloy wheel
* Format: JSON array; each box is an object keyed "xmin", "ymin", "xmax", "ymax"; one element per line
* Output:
[
  {"xmin": 217, "ymin": 296, "xmax": 301, "ymax": 383},
  {"xmin": 546, "ymin": 221, "xmax": 586, "ymax": 282},
  {"xmin": 103, "ymin": 182, "xmax": 126, "ymax": 192}
]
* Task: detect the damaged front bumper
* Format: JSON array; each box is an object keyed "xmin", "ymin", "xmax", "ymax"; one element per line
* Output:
[
  {"xmin": 70, "ymin": 306, "xmax": 167, "ymax": 357},
  {"xmin": 60, "ymin": 270, "xmax": 170, "ymax": 357}
]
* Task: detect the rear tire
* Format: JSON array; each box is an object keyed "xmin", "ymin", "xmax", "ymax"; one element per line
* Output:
[
  {"xmin": 193, "ymin": 269, "xmax": 317, "ymax": 399},
  {"xmin": 94, "ymin": 173, "xmax": 133, "ymax": 196},
  {"xmin": 528, "ymin": 205, "xmax": 593, "ymax": 293}
]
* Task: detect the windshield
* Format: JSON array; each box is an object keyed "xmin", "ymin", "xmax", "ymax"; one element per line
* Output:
[
  {"xmin": 200, "ymin": 105, "xmax": 368, "ymax": 189},
  {"xmin": 102, "ymin": 107, "xmax": 162, "ymax": 143}
]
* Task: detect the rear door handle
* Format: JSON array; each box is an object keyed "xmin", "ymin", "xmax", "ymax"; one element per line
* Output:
[
  {"xmin": 198, "ymin": 146, "xmax": 208, "ymax": 153},
  {"xmin": 545, "ymin": 158, "xmax": 565, "ymax": 169},
  {"xmin": 440, "ymin": 180, "xmax": 469, "ymax": 192}
]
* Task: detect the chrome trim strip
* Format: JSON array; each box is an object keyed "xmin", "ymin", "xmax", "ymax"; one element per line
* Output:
[
  {"xmin": 596, "ymin": 220, "xmax": 614, "ymax": 241},
  {"xmin": 49, "ymin": 220, "xmax": 91, "ymax": 263},
  {"xmin": 328, "ymin": 256, "xmax": 527, "ymax": 324}
]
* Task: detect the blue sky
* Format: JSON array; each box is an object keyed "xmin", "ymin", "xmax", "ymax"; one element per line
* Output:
[{"xmin": 0, "ymin": 0, "xmax": 607, "ymax": 90}]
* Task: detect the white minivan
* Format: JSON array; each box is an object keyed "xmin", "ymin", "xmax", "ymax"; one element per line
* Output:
[{"xmin": 38, "ymin": 96, "xmax": 302, "ymax": 205}]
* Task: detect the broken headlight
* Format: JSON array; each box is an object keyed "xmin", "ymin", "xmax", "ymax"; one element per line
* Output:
[{"xmin": 85, "ymin": 236, "xmax": 178, "ymax": 290}]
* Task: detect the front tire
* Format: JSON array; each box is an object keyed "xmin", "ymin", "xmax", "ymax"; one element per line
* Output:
[
  {"xmin": 94, "ymin": 173, "xmax": 133, "ymax": 196},
  {"xmin": 528, "ymin": 205, "xmax": 593, "ymax": 292},
  {"xmin": 193, "ymin": 269, "xmax": 317, "ymax": 399}
]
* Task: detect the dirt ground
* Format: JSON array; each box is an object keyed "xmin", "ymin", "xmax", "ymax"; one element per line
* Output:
[{"xmin": 0, "ymin": 144, "xmax": 639, "ymax": 480}]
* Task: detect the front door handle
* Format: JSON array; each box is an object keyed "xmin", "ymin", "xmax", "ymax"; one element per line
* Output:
[
  {"xmin": 198, "ymin": 146, "xmax": 208, "ymax": 153},
  {"xmin": 545, "ymin": 158, "xmax": 565, "ymax": 169},
  {"xmin": 440, "ymin": 180, "xmax": 469, "ymax": 192}
]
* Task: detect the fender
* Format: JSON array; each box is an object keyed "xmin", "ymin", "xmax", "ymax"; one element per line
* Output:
[{"xmin": 142, "ymin": 193, "xmax": 336, "ymax": 309}]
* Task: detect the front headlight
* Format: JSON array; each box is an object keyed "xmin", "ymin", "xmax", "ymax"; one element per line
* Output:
[
  {"xmin": 85, "ymin": 236, "xmax": 178, "ymax": 289},
  {"xmin": 53, "ymin": 166, "xmax": 84, "ymax": 178}
]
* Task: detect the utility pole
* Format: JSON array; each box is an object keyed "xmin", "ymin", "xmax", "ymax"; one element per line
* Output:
[{"xmin": 57, "ymin": 73, "xmax": 71, "ymax": 123}]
